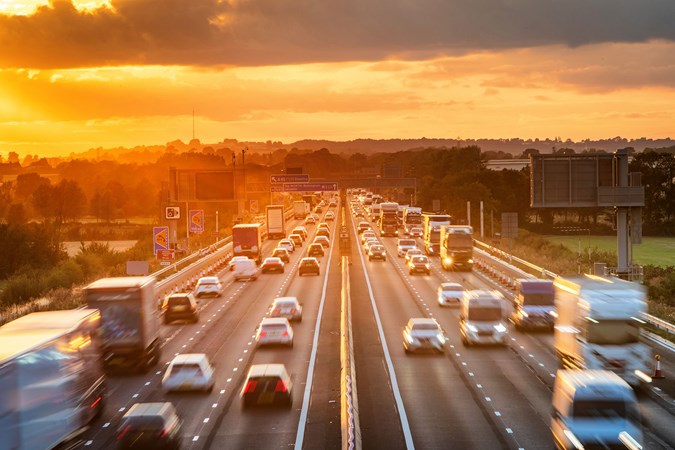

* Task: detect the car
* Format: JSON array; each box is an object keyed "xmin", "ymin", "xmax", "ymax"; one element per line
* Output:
[
  {"xmin": 162, "ymin": 353, "xmax": 215, "ymax": 393},
  {"xmin": 355, "ymin": 210, "xmax": 364, "ymax": 218},
  {"xmin": 361, "ymin": 231, "xmax": 377, "ymax": 244},
  {"xmin": 298, "ymin": 257, "xmax": 321, "ymax": 276},
  {"xmin": 357, "ymin": 221, "xmax": 371, "ymax": 234},
  {"xmin": 261, "ymin": 257, "xmax": 285, "ymax": 274},
  {"xmin": 269, "ymin": 296, "xmax": 302, "ymax": 322},
  {"xmin": 228, "ymin": 255, "xmax": 249, "ymax": 271},
  {"xmin": 325, "ymin": 211, "xmax": 335, "ymax": 221},
  {"xmin": 307, "ymin": 243, "xmax": 325, "ymax": 257},
  {"xmin": 278, "ymin": 239, "xmax": 295, "ymax": 253},
  {"xmin": 368, "ymin": 244, "xmax": 387, "ymax": 261},
  {"xmin": 116, "ymin": 402, "xmax": 182, "ymax": 449},
  {"xmin": 313, "ymin": 235, "xmax": 330, "ymax": 248},
  {"xmin": 241, "ymin": 364, "xmax": 293, "ymax": 408},
  {"xmin": 318, "ymin": 222, "xmax": 331, "ymax": 231},
  {"xmin": 404, "ymin": 248, "xmax": 424, "ymax": 263},
  {"xmin": 329, "ymin": 199, "xmax": 338, "ymax": 207},
  {"xmin": 363, "ymin": 238, "xmax": 379, "ymax": 254},
  {"xmin": 256, "ymin": 317, "xmax": 294, "ymax": 347},
  {"xmin": 310, "ymin": 213, "xmax": 320, "ymax": 222},
  {"xmin": 194, "ymin": 276, "xmax": 223, "ymax": 298},
  {"xmin": 272, "ymin": 247, "xmax": 290, "ymax": 263},
  {"xmin": 233, "ymin": 258, "xmax": 259, "ymax": 281},
  {"xmin": 397, "ymin": 238, "xmax": 418, "ymax": 257},
  {"xmin": 289, "ymin": 233, "xmax": 304, "ymax": 247},
  {"xmin": 409, "ymin": 227, "xmax": 423, "ymax": 238},
  {"xmin": 292, "ymin": 226, "xmax": 308, "ymax": 240},
  {"xmin": 162, "ymin": 293, "xmax": 199, "ymax": 324},
  {"xmin": 437, "ymin": 282, "xmax": 463, "ymax": 307},
  {"xmin": 305, "ymin": 216, "xmax": 316, "ymax": 225},
  {"xmin": 402, "ymin": 318, "xmax": 447, "ymax": 353},
  {"xmin": 408, "ymin": 255, "xmax": 431, "ymax": 275},
  {"xmin": 315, "ymin": 205, "xmax": 323, "ymax": 213}
]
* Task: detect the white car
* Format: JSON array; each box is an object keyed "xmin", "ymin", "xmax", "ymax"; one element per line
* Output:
[
  {"xmin": 228, "ymin": 256, "xmax": 249, "ymax": 271},
  {"xmin": 361, "ymin": 231, "xmax": 377, "ymax": 244},
  {"xmin": 402, "ymin": 318, "xmax": 447, "ymax": 353},
  {"xmin": 437, "ymin": 282, "xmax": 463, "ymax": 307},
  {"xmin": 269, "ymin": 297, "xmax": 303, "ymax": 322},
  {"xmin": 409, "ymin": 227, "xmax": 423, "ymax": 238},
  {"xmin": 162, "ymin": 354, "xmax": 215, "ymax": 393},
  {"xmin": 256, "ymin": 317, "xmax": 294, "ymax": 347},
  {"xmin": 325, "ymin": 211, "xmax": 335, "ymax": 221},
  {"xmin": 305, "ymin": 216, "xmax": 316, "ymax": 225},
  {"xmin": 404, "ymin": 248, "xmax": 423, "ymax": 263},
  {"xmin": 194, "ymin": 276, "xmax": 223, "ymax": 298},
  {"xmin": 397, "ymin": 238, "xmax": 417, "ymax": 257},
  {"xmin": 233, "ymin": 259, "xmax": 258, "ymax": 281},
  {"xmin": 278, "ymin": 239, "xmax": 295, "ymax": 253}
]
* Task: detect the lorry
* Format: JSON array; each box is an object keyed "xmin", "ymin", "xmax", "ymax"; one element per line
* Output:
[
  {"xmin": 293, "ymin": 200, "xmax": 308, "ymax": 219},
  {"xmin": 440, "ymin": 225, "xmax": 474, "ymax": 271},
  {"xmin": 266, "ymin": 204, "xmax": 286, "ymax": 239},
  {"xmin": 422, "ymin": 213, "xmax": 452, "ymax": 256},
  {"xmin": 379, "ymin": 202, "xmax": 400, "ymax": 237},
  {"xmin": 402, "ymin": 206, "xmax": 422, "ymax": 234},
  {"xmin": 510, "ymin": 279, "xmax": 556, "ymax": 331},
  {"xmin": 553, "ymin": 274, "xmax": 652, "ymax": 387},
  {"xmin": 0, "ymin": 309, "xmax": 107, "ymax": 450},
  {"xmin": 232, "ymin": 223, "xmax": 263, "ymax": 264},
  {"xmin": 85, "ymin": 276, "xmax": 162, "ymax": 373}
]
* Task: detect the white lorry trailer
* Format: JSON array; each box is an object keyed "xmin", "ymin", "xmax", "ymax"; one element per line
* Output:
[
  {"xmin": 553, "ymin": 274, "xmax": 652, "ymax": 387},
  {"xmin": 266, "ymin": 204, "xmax": 286, "ymax": 239}
]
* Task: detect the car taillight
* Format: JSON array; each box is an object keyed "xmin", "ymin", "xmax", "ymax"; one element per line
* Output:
[
  {"xmin": 90, "ymin": 396, "xmax": 102, "ymax": 408},
  {"xmin": 282, "ymin": 331, "xmax": 289, "ymax": 336},
  {"xmin": 273, "ymin": 309, "xmax": 280, "ymax": 314},
  {"xmin": 290, "ymin": 308, "xmax": 296, "ymax": 313},
  {"xmin": 274, "ymin": 380, "xmax": 287, "ymax": 393},
  {"xmin": 159, "ymin": 428, "xmax": 168, "ymax": 438},
  {"xmin": 117, "ymin": 425, "xmax": 131, "ymax": 440},
  {"xmin": 244, "ymin": 380, "xmax": 258, "ymax": 393},
  {"xmin": 259, "ymin": 331, "xmax": 267, "ymax": 337}
]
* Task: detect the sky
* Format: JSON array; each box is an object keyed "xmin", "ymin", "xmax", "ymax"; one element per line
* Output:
[{"xmin": 1, "ymin": 0, "xmax": 675, "ymax": 157}]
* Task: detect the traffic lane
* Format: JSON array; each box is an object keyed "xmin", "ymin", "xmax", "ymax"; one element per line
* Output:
[
  {"xmin": 203, "ymin": 224, "xmax": 338, "ymax": 449},
  {"xmin": 362, "ymin": 248, "xmax": 505, "ymax": 449}
]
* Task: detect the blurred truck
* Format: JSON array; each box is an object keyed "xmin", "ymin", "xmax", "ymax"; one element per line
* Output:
[
  {"xmin": 293, "ymin": 200, "xmax": 308, "ymax": 219},
  {"xmin": 553, "ymin": 274, "xmax": 652, "ymax": 387},
  {"xmin": 0, "ymin": 309, "xmax": 106, "ymax": 449},
  {"xmin": 422, "ymin": 213, "xmax": 451, "ymax": 256},
  {"xmin": 85, "ymin": 276, "xmax": 162, "ymax": 373},
  {"xmin": 266, "ymin": 205, "xmax": 286, "ymax": 239},
  {"xmin": 232, "ymin": 223, "xmax": 263, "ymax": 264},
  {"xmin": 402, "ymin": 206, "xmax": 422, "ymax": 234},
  {"xmin": 439, "ymin": 225, "xmax": 473, "ymax": 271},
  {"xmin": 510, "ymin": 279, "xmax": 555, "ymax": 331},
  {"xmin": 379, "ymin": 202, "xmax": 399, "ymax": 237}
]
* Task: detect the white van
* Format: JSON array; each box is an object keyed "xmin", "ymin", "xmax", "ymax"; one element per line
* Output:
[
  {"xmin": 459, "ymin": 290, "xmax": 507, "ymax": 346},
  {"xmin": 233, "ymin": 258, "xmax": 258, "ymax": 281},
  {"xmin": 551, "ymin": 370, "xmax": 642, "ymax": 450}
]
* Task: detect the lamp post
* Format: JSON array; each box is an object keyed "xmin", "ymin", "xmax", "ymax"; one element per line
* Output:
[{"xmin": 215, "ymin": 210, "xmax": 219, "ymax": 242}]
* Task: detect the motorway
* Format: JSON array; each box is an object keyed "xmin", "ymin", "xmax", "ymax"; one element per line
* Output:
[{"xmin": 78, "ymin": 201, "xmax": 675, "ymax": 450}]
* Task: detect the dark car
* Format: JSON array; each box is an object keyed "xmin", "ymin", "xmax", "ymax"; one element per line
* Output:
[
  {"xmin": 261, "ymin": 257, "xmax": 285, "ymax": 274},
  {"xmin": 408, "ymin": 255, "xmax": 431, "ymax": 275},
  {"xmin": 162, "ymin": 293, "xmax": 199, "ymax": 324},
  {"xmin": 368, "ymin": 244, "xmax": 387, "ymax": 261},
  {"xmin": 307, "ymin": 243, "xmax": 325, "ymax": 257},
  {"xmin": 241, "ymin": 364, "xmax": 292, "ymax": 408},
  {"xmin": 298, "ymin": 257, "xmax": 320, "ymax": 276},
  {"xmin": 272, "ymin": 247, "xmax": 290, "ymax": 263},
  {"xmin": 116, "ymin": 402, "xmax": 182, "ymax": 449}
]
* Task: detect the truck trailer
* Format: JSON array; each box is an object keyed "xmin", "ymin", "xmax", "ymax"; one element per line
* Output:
[
  {"xmin": 293, "ymin": 200, "xmax": 308, "ymax": 220},
  {"xmin": 379, "ymin": 202, "xmax": 399, "ymax": 237},
  {"xmin": 422, "ymin": 213, "xmax": 451, "ymax": 256},
  {"xmin": 232, "ymin": 223, "xmax": 263, "ymax": 264},
  {"xmin": 440, "ymin": 225, "xmax": 474, "ymax": 271},
  {"xmin": 402, "ymin": 206, "xmax": 422, "ymax": 234},
  {"xmin": 85, "ymin": 276, "xmax": 162, "ymax": 373},
  {"xmin": 266, "ymin": 205, "xmax": 286, "ymax": 239},
  {"xmin": 553, "ymin": 274, "xmax": 652, "ymax": 387},
  {"xmin": 0, "ymin": 309, "xmax": 107, "ymax": 450}
]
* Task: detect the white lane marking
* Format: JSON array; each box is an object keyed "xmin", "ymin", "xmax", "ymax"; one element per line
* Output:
[
  {"xmin": 192, "ymin": 436, "xmax": 200, "ymax": 442},
  {"xmin": 294, "ymin": 211, "xmax": 338, "ymax": 450},
  {"xmin": 84, "ymin": 441, "xmax": 93, "ymax": 446},
  {"xmin": 103, "ymin": 423, "xmax": 110, "ymax": 428}
]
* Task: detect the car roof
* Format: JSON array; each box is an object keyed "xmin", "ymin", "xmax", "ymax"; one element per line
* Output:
[
  {"xmin": 273, "ymin": 296, "xmax": 299, "ymax": 304},
  {"xmin": 247, "ymin": 363, "xmax": 289, "ymax": 378},
  {"xmin": 169, "ymin": 353, "xmax": 209, "ymax": 364},
  {"xmin": 198, "ymin": 276, "xmax": 219, "ymax": 283},
  {"xmin": 315, "ymin": 236, "xmax": 329, "ymax": 241},
  {"xmin": 261, "ymin": 317, "xmax": 290, "ymax": 325},
  {"xmin": 124, "ymin": 402, "xmax": 176, "ymax": 419},
  {"xmin": 408, "ymin": 318, "xmax": 439, "ymax": 327},
  {"xmin": 273, "ymin": 247, "xmax": 289, "ymax": 253},
  {"xmin": 264, "ymin": 257, "xmax": 282, "ymax": 262},
  {"xmin": 441, "ymin": 282, "xmax": 462, "ymax": 289},
  {"xmin": 309, "ymin": 243, "xmax": 323, "ymax": 248},
  {"xmin": 301, "ymin": 257, "xmax": 319, "ymax": 263}
]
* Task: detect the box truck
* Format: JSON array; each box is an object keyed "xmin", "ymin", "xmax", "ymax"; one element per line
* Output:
[
  {"xmin": 440, "ymin": 225, "xmax": 473, "ymax": 271},
  {"xmin": 293, "ymin": 200, "xmax": 308, "ymax": 219},
  {"xmin": 232, "ymin": 223, "xmax": 264, "ymax": 264},
  {"xmin": 266, "ymin": 204, "xmax": 286, "ymax": 239},
  {"xmin": 379, "ymin": 202, "xmax": 399, "ymax": 237},
  {"xmin": 422, "ymin": 213, "xmax": 451, "ymax": 256}
]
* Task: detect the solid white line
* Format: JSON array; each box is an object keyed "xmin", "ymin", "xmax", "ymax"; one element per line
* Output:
[
  {"xmin": 353, "ymin": 217, "xmax": 416, "ymax": 450},
  {"xmin": 294, "ymin": 215, "xmax": 337, "ymax": 449}
]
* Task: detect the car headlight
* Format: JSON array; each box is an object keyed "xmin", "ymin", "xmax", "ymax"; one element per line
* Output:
[
  {"xmin": 519, "ymin": 310, "xmax": 529, "ymax": 318},
  {"xmin": 467, "ymin": 324, "xmax": 478, "ymax": 333},
  {"xmin": 443, "ymin": 257, "xmax": 452, "ymax": 265},
  {"xmin": 404, "ymin": 333, "xmax": 414, "ymax": 344},
  {"xmin": 437, "ymin": 333, "xmax": 446, "ymax": 344},
  {"xmin": 494, "ymin": 323, "xmax": 507, "ymax": 333},
  {"xmin": 425, "ymin": 264, "xmax": 430, "ymax": 269},
  {"xmin": 468, "ymin": 259, "xmax": 474, "ymax": 264}
]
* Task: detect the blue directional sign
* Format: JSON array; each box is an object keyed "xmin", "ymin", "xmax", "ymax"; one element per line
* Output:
[
  {"xmin": 283, "ymin": 182, "xmax": 338, "ymax": 192},
  {"xmin": 270, "ymin": 174, "xmax": 310, "ymax": 184}
]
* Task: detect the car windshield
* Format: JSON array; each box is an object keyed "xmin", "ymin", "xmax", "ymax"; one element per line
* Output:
[
  {"xmin": 412, "ymin": 323, "xmax": 439, "ymax": 331},
  {"xmin": 399, "ymin": 240, "xmax": 416, "ymax": 246},
  {"xmin": 371, "ymin": 246, "xmax": 384, "ymax": 251},
  {"xmin": 412, "ymin": 257, "xmax": 427, "ymax": 263},
  {"xmin": 468, "ymin": 307, "xmax": 502, "ymax": 321}
]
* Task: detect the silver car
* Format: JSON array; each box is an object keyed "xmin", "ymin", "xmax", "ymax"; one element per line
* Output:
[
  {"xmin": 162, "ymin": 353, "xmax": 215, "ymax": 393},
  {"xmin": 402, "ymin": 318, "xmax": 447, "ymax": 353},
  {"xmin": 269, "ymin": 296, "xmax": 303, "ymax": 322},
  {"xmin": 256, "ymin": 317, "xmax": 294, "ymax": 347},
  {"xmin": 194, "ymin": 276, "xmax": 223, "ymax": 298}
]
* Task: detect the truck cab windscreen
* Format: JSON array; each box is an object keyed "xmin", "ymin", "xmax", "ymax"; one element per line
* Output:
[
  {"xmin": 446, "ymin": 235, "xmax": 472, "ymax": 248},
  {"xmin": 468, "ymin": 307, "xmax": 502, "ymax": 321},
  {"xmin": 584, "ymin": 320, "xmax": 640, "ymax": 345},
  {"xmin": 519, "ymin": 293, "xmax": 554, "ymax": 306},
  {"xmin": 572, "ymin": 400, "xmax": 637, "ymax": 420}
]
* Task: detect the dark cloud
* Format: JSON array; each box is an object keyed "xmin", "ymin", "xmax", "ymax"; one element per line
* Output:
[{"xmin": 1, "ymin": 0, "xmax": 675, "ymax": 68}]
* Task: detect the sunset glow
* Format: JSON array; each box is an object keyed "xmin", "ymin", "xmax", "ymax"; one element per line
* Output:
[{"xmin": 1, "ymin": 0, "xmax": 674, "ymax": 156}]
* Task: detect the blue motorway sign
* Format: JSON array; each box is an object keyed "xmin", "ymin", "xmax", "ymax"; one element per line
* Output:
[
  {"xmin": 281, "ymin": 182, "xmax": 338, "ymax": 192},
  {"xmin": 270, "ymin": 174, "xmax": 310, "ymax": 184}
]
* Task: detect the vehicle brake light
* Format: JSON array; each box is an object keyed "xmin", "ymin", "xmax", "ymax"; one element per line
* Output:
[
  {"xmin": 273, "ymin": 309, "xmax": 280, "ymax": 314},
  {"xmin": 159, "ymin": 428, "xmax": 168, "ymax": 438},
  {"xmin": 244, "ymin": 380, "xmax": 258, "ymax": 393},
  {"xmin": 117, "ymin": 425, "xmax": 131, "ymax": 440},
  {"xmin": 259, "ymin": 331, "xmax": 267, "ymax": 337},
  {"xmin": 282, "ymin": 331, "xmax": 289, "ymax": 336},
  {"xmin": 90, "ymin": 396, "xmax": 102, "ymax": 408},
  {"xmin": 274, "ymin": 380, "xmax": 287, "ymax": 393},
  {"xmin": 290, "ymin": 308, "xmax": 296, "ymax": 313}
]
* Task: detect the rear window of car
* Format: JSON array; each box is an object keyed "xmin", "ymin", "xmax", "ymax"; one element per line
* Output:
[
  {"xmin": 169, "ymin": 363, "xmax": 203, "ymax": 377},
  {"xmin": 413, "ymin": 323, "xmax": 439, "ymax": 331},
  {"xmin": 121, "ymin": 416, "xmax": 165, "ymax": 430},
  {"xmin": 262, "ymin": 324, "xmax": 289, "ymax": 332},
  {"xmin": 399, "ymin": 240, "xmax": 416, "ymax": 246},
  {"xmin": 302, "ymin": 260, "xmax": 316, "ymax": 266},
  {"xmin": 168, "ymin": 297, "xmax": 191, "ymax": 306},
  {"xmin": 275, "ymin": 301, "xmax": 296, "ymax": 309}
]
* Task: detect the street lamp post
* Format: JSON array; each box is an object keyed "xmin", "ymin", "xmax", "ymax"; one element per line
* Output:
[{"xmin": 216, "ymin": 211, "xmax": 219, "ymax": 242}]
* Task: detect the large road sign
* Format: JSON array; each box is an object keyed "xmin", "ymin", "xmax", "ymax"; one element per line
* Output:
[
  {"xmin": 277, "ymin": 182, "xmax": 338, "ymax": 192},
  {"xmin": 270, "ymin": 174, "xmax": 309, "ymax": 183},
  {"xmin": 153, "ymin": 226, "xmax": 169, "ymax": 255}
]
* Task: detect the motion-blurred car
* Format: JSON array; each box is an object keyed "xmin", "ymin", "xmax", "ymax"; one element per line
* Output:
[
  {"xmin": 269, "ymin": 296, "xmax": 302, "ymax": 322},
  {"xmin": 292, "ymin": 226, "xmax": 308, "ymax": 240},
  {"xmin": 354, "ymin": 210, "xmax": 364, "ymax": 218},
  {"xmin": 368, "ymin": 244, "xmax": 387, "ymax": 261},
  {"xmin": 305, "ymin": 215, "xmax": 316, "ymax": 225},
  {"xmin": 162, "ymin": 293, "xmax": 199, "ymax": 324},
  {"xmin": 397, "ymin": 238, "xmax": 417, "ymax": 257},
  {"xmin": 329, "ymin": 199, "xmax": 338, "ymax": 207},
  {"xmin": 357, "ymin": 221, "xmax": 370, "ymax": 234},
  {"xmin": 404, "ymin": 248, "xmax": 423, "ymax": 263},
  {"xmin": 233, "ymin": 258, "xmax": 259, "ymax": 281},
  {"xmin": 409, "ymin": 227, "xmax": 423, "ymax": 238},
  {"xmin": 298, "ymin": 257, "xmax": 321, "ymax": 276},
  {"xmin": 361, "ymin": 231, "xmax": 377, "ymax": 244},
  {"xmin": 402, "ymin": 318, "xmax": 447, "ymax": 353},
  {"xmin": 116, "ymin": 402, "xmax": 182, "ymax": 449},
  {"xmin": 363, "ymin": 237, "xmax": 379, "ymax": 254},
  {"xmin": 437, "ymin": 282, "xmax": 463, "ymax": 307},
  {"xmin": 194, "ymin": 276, "xmax": 223, "ymax": 298},
  {"xmin": 162, "ymin": 354, "xmax": 215, "ymax": 393},
  {"xmin": 278, "ymin": 239, "xmax": 295, "ymax": 253},
  {"xmin": 241, "ymin": 364, "xmax": 293, "ymax": 408},
  {"xmin": 307, "ymin": 243, "xmax": 325, "ymax": 257},
  {"xmin": 310, "ymin": 213, "xmax": 320, "ymax": 222},
  {"xmin": 256, "ymin": 317, "xmax": 294, "ymax": 347},
  {"xmin": 289, "ymin": 233, "xmax": 304, "ymax": 248},
  {"xmin": 272, "ymin": 247, "xmax": 290, "ymax": 263},
  {"xmin": 325, "ymin": 211, "xmax": 335, "ymax": 221},
  {"xmin": 228, "ymin": 256, "xmax": 249, "ymax": 271},
  {"xmin": 317, "ymin": 222, "xmax": 331, "ymax": 232},
  {"xmin": 261, "ymin": 257, "xmax": 285, "ymax": 274},
  {"xmin": 313, "ymin": 235, "xmax": 330, "ymax": 248},
  {"xmin": 408, "ymin": 255, "xmax": 431, "ymax": 275}
]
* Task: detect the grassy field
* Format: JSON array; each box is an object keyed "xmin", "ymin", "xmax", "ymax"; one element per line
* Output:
[{"xmin": 546, "ymin": 236, "xmax": 675, "ymax": 267}]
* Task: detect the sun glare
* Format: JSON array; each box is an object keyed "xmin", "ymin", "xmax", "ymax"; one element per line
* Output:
[{"xmin": 0, "ymin": 0, "xmax": 111, "ymax": 15}]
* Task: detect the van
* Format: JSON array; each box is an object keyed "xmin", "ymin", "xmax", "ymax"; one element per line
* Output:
[
  {"xmin": 233, "ymin": 259, "xmax": 258, "ymax": 281},
  {"xmin": 459, "ymin": 290, "xmax": 508, "ymax": 346},
  {"xmin": 511, "ymin": 279, "xmax": 555, "ymax": 331},
  {"xmin": 551, "ymin": 370, "xmax": 643, "ymax": 450},
  {"xmin": 116, "ymin": 402, "xmax": 182, "ymax": 449},
  {"xmin": 437, "ymin": 282, "xmax": 463, "ymax": 307},
  {"xmin": 241, "ymin": 364, "xmax": 293, "ymax": 408}
]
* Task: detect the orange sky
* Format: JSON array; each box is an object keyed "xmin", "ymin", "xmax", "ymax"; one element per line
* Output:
[{"xmin": 1, "ymin": 0, "xmax": 675, "ymax": 157}]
